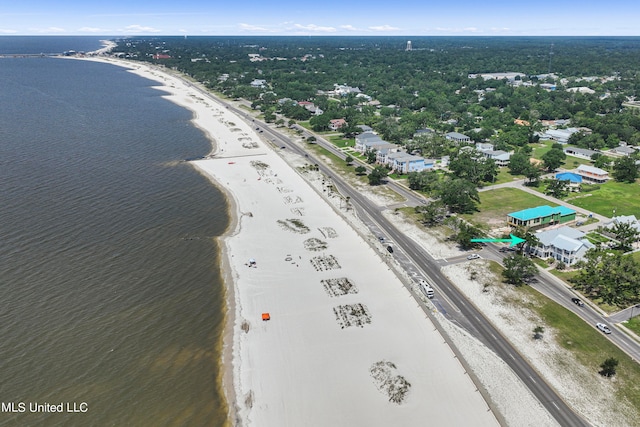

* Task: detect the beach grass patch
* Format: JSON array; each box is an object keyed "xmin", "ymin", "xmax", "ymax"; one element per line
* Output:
[
  {"xmin": 370, "ymin": 360, "xmax": 411, "ymax": 404},
  {"xmin": 277, "ymin": 218, "xmax": 310, "ymax": 234}
]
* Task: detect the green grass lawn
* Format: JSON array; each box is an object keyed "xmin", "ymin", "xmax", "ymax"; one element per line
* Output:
[
  {"xmin": 464, "ymin": 187, "xmax": 560, "ymax": 226},
  {"xmin": 488, "ymin": 168, "xmax": 525, "ymax": 185},
  {"xmin": 328, "ymin": 135, "xmax": 354, "ymax": 148},
  {"xmin": 623, "ymin": 316, "xmax": 640, "ymax": 336},
  {"xmin": 531, "ymin": 141, "xmax": 553, "ymax": 160},
  {"xmin": 567, "ymin": 180, "xmax": 640, "ymax": 218},
  {"xmin": 585, "ymin": 232, "xmax": 611, "ymax": 245}
]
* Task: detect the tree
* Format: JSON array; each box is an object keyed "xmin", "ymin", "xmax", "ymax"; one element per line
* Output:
[
  {"xmin": 599, "ymin": 357, "xmax": 619, "ymax": 377},
  {"xmin": 437, "ymin": 178, "xmax": 480, "ymax": 214},
  {"xmin": 407, "ymin": 170, "xmax": 440, "ymax": 192},
  {"xmin": 612, "ymin": 155, "xmax": 639, "ymax": 183},
  {"xmin": 533, "ymin": 326, "xmax": 545, "ymax": 340},
  {"xmin": 502, "ymin": 254, "xmax": 537, "ymax": 286},
  {"xmin": 354, "ymin": 165, "xmax": 367, "ymax": 175},
  {"xmin": 365, "ymin": 149, "xmax": 377, "ymax": 164},
  {"xmin": 415, "ymin": 201, "xmax": 447, "ymax": 227},
  {"xmin": 367, "ymin": 166, "xmax": 388, "ymax": 185},
  {"xmin": 610, "ymin": 221, "xmax": 640, "ymax": 252},
  {"xmin": 345, "ymin": 155, "xmax": 354, "ymax": 166},
  {"xmin": 542, "ymin": 148, "xmax": 566, "ymax": 171},
  {"xmin": 448, "ymin": 149, "xmax": 498, "ymax": 185},
  {"xmin": 524, "ymin": 165, "xmax": 542, "ymax": 187},
  {"xmin": 450, "ymin": 220, "xmax": 485, "ymax": 250},
  {"xmin": 508, "ymin": 150, "xmax": 531, "ymax": 175},
  {"xmin": 545, "ymin": 179, "xmax": 569, "ymax": 198},
  {"xmin": 512, "ymin": 226, "xmax": 539, "ymax": 254}
]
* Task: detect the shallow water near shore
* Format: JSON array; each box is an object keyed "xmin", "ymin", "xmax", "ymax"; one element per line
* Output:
[{"xmin": 0, "ymin": 55, "xmax": 229, "ymax": 426}]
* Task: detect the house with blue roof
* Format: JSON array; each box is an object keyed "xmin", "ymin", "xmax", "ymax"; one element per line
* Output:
[
  {"xmin": 507, "ymin": 205, "xmax": 576, "ymax": 228},
  {"xmin": 529, "ymin": 226, "xmax": 594, "ymax": 265},
  {"xmin": 555, "ymin": 172, "xmax": 583, "ymax": 192}
]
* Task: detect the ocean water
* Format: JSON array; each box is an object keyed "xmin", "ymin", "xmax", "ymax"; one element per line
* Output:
[{"xmin": 0, "ymin": 45, "xmax": 229, "ymax": 426}]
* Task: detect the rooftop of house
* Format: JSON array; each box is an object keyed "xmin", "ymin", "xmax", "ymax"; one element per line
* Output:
[
  {"xmin": 535, "ymin": 226, "xmax": 594, "ymax": 252},
  {"xmin": 556, "ymin": 172, "xmax": 583, "ymax": 183},
  {"xmin": 576, "ymin": 164, "xmax": 608, "ymax": 175},
  {"xmin": 509, "ymin": 205, "xmax": 576, "ymax": 221}
]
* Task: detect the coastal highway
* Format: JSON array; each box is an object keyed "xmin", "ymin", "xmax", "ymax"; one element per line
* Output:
[
  {"xmin": 179, "ymin": 82, "xmax": 587, "ymax": 425},
  {"xmin": 237, "ymin": 114, "xmax": 588, "ymax": 427}
]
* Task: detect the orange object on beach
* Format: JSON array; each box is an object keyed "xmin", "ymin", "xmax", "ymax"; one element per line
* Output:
[{"xmin": 262, "ymin": 313, "xmax": 271, "ymax": 321}]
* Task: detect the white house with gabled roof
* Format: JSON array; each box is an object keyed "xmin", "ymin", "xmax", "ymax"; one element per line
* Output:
[{"xmin": 529, "ymin": 226, "xmax": 594, "ymax": 265}]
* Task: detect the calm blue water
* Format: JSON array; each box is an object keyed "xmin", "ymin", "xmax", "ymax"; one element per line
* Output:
[
  {"xmin": 0, "ymin": 43, "xmax": 229, "ymax": 426},
  {"xmin": 0, "ymin": 36, "xmax": 108, "ymax": 55}
]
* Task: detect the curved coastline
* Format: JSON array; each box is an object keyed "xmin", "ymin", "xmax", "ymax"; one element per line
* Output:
[
  {"xmin": 72, "ymin": 55, "xmax": 241, "ymax": 424},
  {"xmin": 72, "ymin": 55, "xmax": 502, "ymax": 427}
]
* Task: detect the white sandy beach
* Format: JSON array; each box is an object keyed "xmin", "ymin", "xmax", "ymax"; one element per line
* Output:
[
  {"xmin": 72, "ymin": 55, "xmax": 620, "ymax": 426},
  {"xmin": 76, "ymin": 57, "xmax": 502, "ymax": 426}
]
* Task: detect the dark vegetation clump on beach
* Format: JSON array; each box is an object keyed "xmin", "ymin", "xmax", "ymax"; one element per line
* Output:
[
  {"xmin": 370, "ymin": 360, "xmax": 411, "ymax": 404},
  {"xmin": 277, "ymin": 218, "xmax": 310, "ymax": 234}
]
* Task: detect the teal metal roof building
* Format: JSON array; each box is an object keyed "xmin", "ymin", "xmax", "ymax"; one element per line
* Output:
[{"xmin": 507, "ymin": 205, "xmax": 576, "ymax": 228}]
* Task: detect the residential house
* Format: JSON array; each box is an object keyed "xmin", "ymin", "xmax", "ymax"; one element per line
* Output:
[
  {"xmin": 445, "ymin": 132, "xmax": 471, "ymax": 144},
  {"xmin": 297, "ymin": 101, "xmax": 323, "ymax": 115},
  {"xmin": 329, "ymin": 119, "xmax": 347, "ymax": 131},
  {"xmin": 385, "ymin": 152, "xmax": 428, "ymax": 174},
  {"xmin": 555, "ymin": 172, "xmax": 583, "ymax": 191},
  {"xmin": 563, "ymin": 146, "xmax": 598, "ymax": 160},
  {"xmin": 476, "ymin": 143, "xmax": 510, "ymax": 166},
  {"xmin": 529, "ymin": 226, "xmax": 594, "ymax": 265},
  {"xmin": 605, "ymin": 215, "xmax": 640, "ymax": 235},
  {"xmin": 507, "ymin": 205, "xmax": 576, "ymax": 228},
  {"xmin": 250, "ymin": 79, "xmax": 267, "ymax": 88},
  {"xmin": 483, "ymin": 150, "xmax": 511, "ymax": 166},
  {"xmin": 610, "ymin": 145, "xmax": 636, "ymax": 156},
  {"xmin": 355, "ymin": 131, "xmax": 383, "ymax": 153},
  {"xmin": 541, "ymin": 128, "xmax": 581, "ymax": 144},
  {"xmin": 576, "ymin": 164, "xmax": 609, "ymax": 183},
  {"xmin": 414, "ymin": 128, "xmax": 435, "ymax": 137}
]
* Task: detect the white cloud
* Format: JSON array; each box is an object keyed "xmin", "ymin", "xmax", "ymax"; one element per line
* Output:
[
  {"xmin": 29, "ymin": 26, "xmax": 66, "ymax": 33},
  {"xmin": 340, "ymin": 25, "xmax": 359, "ymax": 32},
  {"xmin": 368, "ymin": 24, "xmax": 400, "ymax": 32},
  {"xmin": 238, "ymin": 23, "xmax": 272, "ymax": 32},
  {"xmin": 120, "ymin": 24, "xmax": 161, "ymax": 34},
  {"xmin": 293, "ymin": 23, "xmax": 337, "ymax": 33},
  {"xmin": 0, "ymin": 29, "xmax": 17, "ymax": 34},
  {"xmin": 434, "ymin": 26, "xmax": 483, "ymax": 34},
  {"xmin": 78, "ymin": 27, "xmax": 104, "ymax": 33}
]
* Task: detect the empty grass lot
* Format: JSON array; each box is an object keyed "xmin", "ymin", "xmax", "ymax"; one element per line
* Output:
[
  {"xmin": 462, "ymin": 187, "xmax": 560, "ymax": 226},
  {"xmin": 567, "ymin": 180, "xmax": 640, "ymax": 218}
]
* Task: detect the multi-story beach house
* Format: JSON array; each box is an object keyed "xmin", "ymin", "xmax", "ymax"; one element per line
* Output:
[
  {"xmin": 575, "ymin": 164, "xmax": 609, "ymax": 183},
  {"xmin": 529, "ymin": 226, "xmax": 594, "ymax": 265},
  {"xmin": 445, "ymin": 132, "xmax": 472, "ymax": 144},
  {"xmin": 385, "ymin": 152, "xmax": 428, "ymax": 174}
]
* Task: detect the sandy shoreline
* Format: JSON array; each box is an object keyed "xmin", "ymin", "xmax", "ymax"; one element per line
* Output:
[{"xmin": 68, "ymin": 55, "xmax": 571, "ymax": 426}]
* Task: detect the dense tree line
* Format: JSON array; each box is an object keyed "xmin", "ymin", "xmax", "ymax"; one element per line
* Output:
[{"xmin": 113, "ymin": 37, "xmax": 640, "ymax": 153}]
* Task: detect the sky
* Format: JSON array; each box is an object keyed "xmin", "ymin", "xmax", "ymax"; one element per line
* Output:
[{"xmin": 1, "ymin": 0, "xmax": 639, "ymax": 37}]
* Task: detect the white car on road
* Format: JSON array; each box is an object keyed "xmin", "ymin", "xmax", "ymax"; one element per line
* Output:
[{"xmin": 596, "ymin": 323, "xmax": 612, "ymax": 334}]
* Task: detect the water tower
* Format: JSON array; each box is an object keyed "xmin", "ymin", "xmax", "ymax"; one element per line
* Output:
[{"xmin": 405, "ymin": 40, "xmax": 412, "ymax": 51}]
